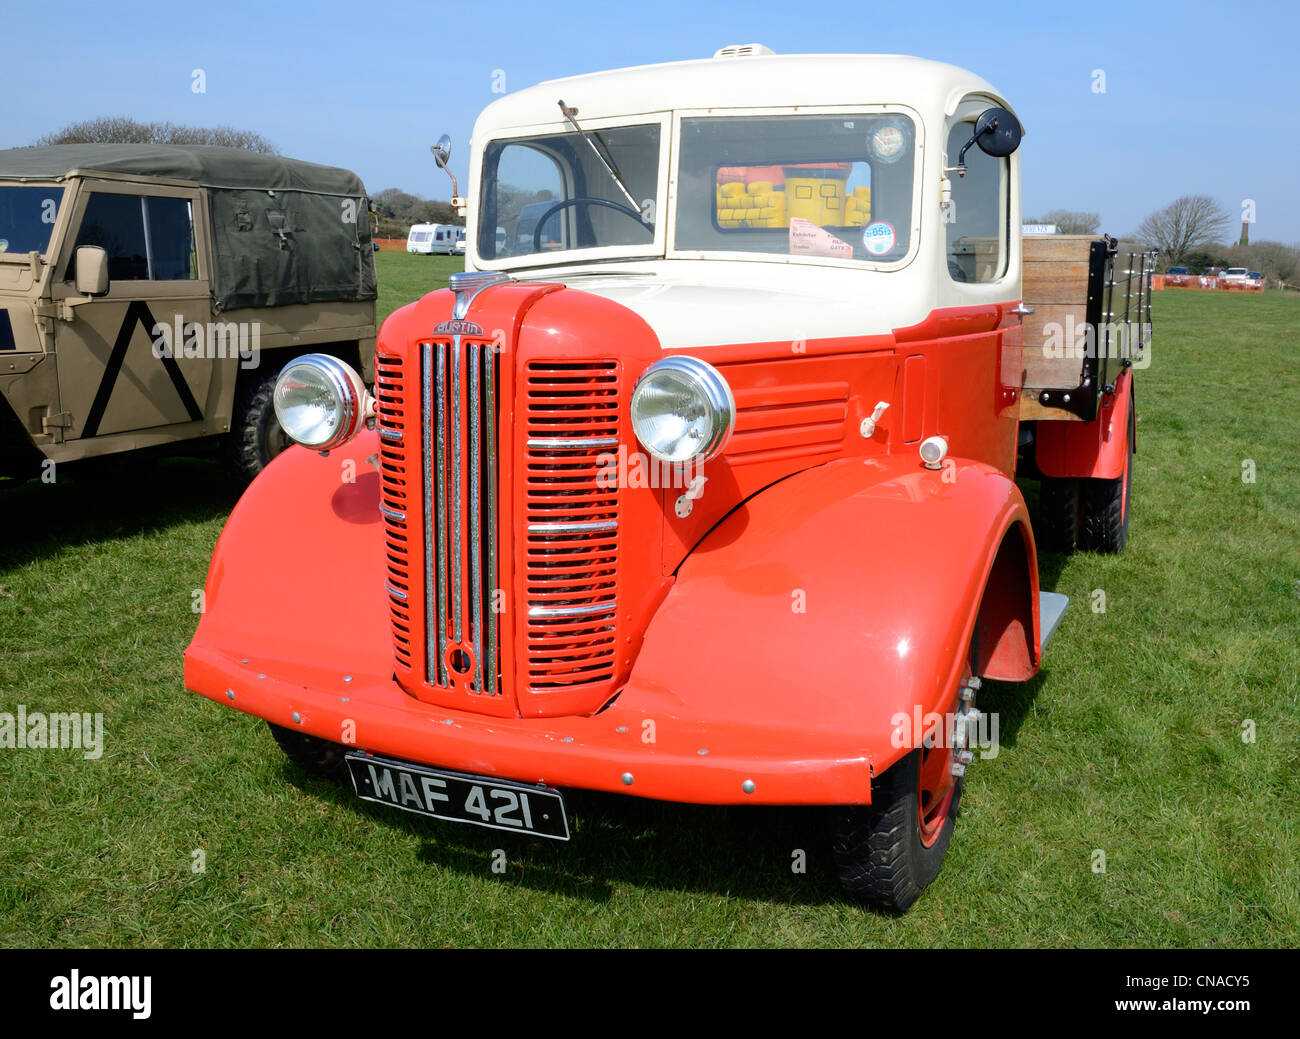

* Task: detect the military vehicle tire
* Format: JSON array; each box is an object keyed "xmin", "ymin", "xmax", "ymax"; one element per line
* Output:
[{"xmin": 226, "ymin": 367, "xmax": 292, "ymax": 483}]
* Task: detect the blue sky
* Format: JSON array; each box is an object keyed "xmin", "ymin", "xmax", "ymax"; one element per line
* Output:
[{"xmin": 4, "ymin": 0, "xmax": 1297, "ymax": 242}]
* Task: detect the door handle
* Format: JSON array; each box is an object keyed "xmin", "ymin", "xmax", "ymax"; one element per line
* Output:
[{"xmin": 1012, "ymin": 303, "xmax": 1035, "ymax": 315}]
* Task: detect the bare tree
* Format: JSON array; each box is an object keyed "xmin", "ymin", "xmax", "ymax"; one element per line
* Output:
[
  {"xmin": 1136, "ymin": 195, "xmax": 1232, "ymax": 265},
  {"xmin": 1027, "ymin": 208, "xmax": 1101, "ymax": 234},
  {"xmin": 34, "ymin": 116, "xmax": 277, "ymax": 154}
]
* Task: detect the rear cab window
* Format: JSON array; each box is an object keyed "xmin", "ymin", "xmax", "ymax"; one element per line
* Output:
[{"xmin": 944, "ymin": 107, "xmax": 1011, "ymax": 284}]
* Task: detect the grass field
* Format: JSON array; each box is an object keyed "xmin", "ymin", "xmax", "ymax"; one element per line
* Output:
[{"xmin": 2, "ymin": 256, "xmax": 1297, "ymax": 947}]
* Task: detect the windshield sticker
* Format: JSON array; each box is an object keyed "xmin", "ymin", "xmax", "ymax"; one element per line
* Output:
[
  {"xmin": 863, "ymin": 221, "xmax": 896, "ymax": 256},
  {"xmin": 789, "ymin": 218, "xmax": 853, "ymax": 259}
]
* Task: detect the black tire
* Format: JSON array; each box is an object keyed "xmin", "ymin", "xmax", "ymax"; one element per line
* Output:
[
  {"xmin": 1036, "ymin": 476, "xmax": 1080, "ymax": 554},
  {"xmin": 832, "ymin": 749, "xmax": 962, "ymax": 911},
  {"xmin": 1079, "ymin": 418, "xmax": 1133, "ymax": 554},
  {"xmin": 225, "ymin": 366, "xmax": 293, "ymax": 484},
  {"xmin": 1080, "ymin": 464, "xmax": 1131, "ymax": 553},
  {"xmin": 267, "ymin": 723, "xmax": 349, "ymax": 781}
]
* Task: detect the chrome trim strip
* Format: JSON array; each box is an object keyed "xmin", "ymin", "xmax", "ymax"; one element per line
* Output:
[
  {"xmin": 434, "ymin": 344, "xmax": 449, "ymax": 685},
  {"xmin": 528, "ymin": 600, "xmax": 618, "ymax": 619},
  {"xmin": 385, "ymin": 580, "xmax": 408, "ymax": 602},
  {"xmin": 422, "ymin": 344, "xmax": 441, "ymax": 683},
  {"xmin": 526, "ymin": 436, "xmax": 620, "ymax": 449},
  {"xmin": 527, "ymin": 519, "xmax": 619, "ymax": 534},
  {"xmin": 379, "ymin": 427, "xmax": 403, "ymax": 444},
  {"xmin": 485, "ymin": 346, "xmax": 498, "ymax": 696},
  {"xmin": 469, "ymin": 343, "xmax": 484, "ymax": 695},
  {"xmin": 451, "ymin": 335, "xmax": 463, "ymax": 644},
  {"xmin": 379, "ymin": 504, "xmax": 406, "ymax": 522}
]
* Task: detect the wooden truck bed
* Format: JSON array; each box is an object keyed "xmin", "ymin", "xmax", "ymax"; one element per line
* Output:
[{"xmin": 1019, "ymin": 234, "xmax": 1155, "ymax": 423}]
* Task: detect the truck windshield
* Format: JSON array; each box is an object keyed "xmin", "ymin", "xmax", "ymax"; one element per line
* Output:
[
  {"xmin": 0, "ymin": 186, "xmax": 66, "ymax": 257},
  {"xmin": 477, "ymin": 123, "xmax": 659, "ymax": 260},
  {"xmin": 675, "ymin": 113, "xmax": 917, "ymax": 265}
]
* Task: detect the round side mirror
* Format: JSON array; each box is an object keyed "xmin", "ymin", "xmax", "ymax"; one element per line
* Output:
[
  {"xmin": 431, "ymin": 135, "xmax": 452, "ymax": 169},
  {"xmin": 973, "ymin": 107, "xmax": 1023, "ymax": 158}
]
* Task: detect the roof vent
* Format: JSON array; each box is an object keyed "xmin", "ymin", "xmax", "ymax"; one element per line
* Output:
[{"xmin": 713, "ymin": 43, "xmax": 775, "ymax": 58}]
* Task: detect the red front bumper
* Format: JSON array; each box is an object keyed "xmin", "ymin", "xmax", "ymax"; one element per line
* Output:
[{"xmin": 184, "ymin": 645, "xmax": 873, "ymax": 805}]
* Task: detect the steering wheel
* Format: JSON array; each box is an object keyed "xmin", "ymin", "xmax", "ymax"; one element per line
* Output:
[{"xmin": 532, "ymin": 197, "xmax": 652, "ymax": 252}]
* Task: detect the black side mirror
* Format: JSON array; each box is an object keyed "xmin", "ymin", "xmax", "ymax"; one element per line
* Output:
[{"xmin": 956, "ymin": 107, "xmax": 1023, "ymax": 174}]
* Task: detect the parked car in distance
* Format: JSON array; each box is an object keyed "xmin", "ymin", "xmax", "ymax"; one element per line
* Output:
[
  {"xmin": 1166, "ymin": 265, "xmax": 1189, "ymax": 275},
  {"xmin": 1222, "ymin": 267, "xmax": 1251, "ymax": 282}
]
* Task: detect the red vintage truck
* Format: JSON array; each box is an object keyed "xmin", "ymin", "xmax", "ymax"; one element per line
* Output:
[{"xmin": 184, "ymin": 45, "xmax": 1153, "ymax": 910}]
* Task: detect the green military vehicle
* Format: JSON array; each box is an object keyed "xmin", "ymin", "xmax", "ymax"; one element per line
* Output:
[{"xmin": 0, "ymin": 144, "xmax": 377, "ymax": 481}]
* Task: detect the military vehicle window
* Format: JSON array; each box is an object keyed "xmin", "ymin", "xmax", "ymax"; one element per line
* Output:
[
  {"xmin": 677, "ymin": 114, "xmax": 916, "ymax": 264},
  {"xmin": 944, "ymin": 122, "xmax": 1008, "ymax": 284},
  {"xmin": 479, "ymin": 123, "xmax": 659, "ymax": 259},
  {"xmin": 71, "ymin": 193, "xmax": 196, "ymax": 281},
  {"xmin": 0, "ymin": 187, "xmax": 66, "ymax": 257}
]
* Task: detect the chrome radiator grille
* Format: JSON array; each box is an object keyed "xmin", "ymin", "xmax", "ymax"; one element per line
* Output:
[
  {"xmin": 524, "ymin": 360, "xmax": 621, "ymax": 689},
  {"xmin": 422, "ymin": 337, "xmax": 500, "ymax": 695}
]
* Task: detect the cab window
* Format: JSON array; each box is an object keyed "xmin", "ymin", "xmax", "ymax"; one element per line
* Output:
[
  {"xmin": 676, "ymin": 113, "xmax": 917, "ymax": 264},
  {"xmin": 479, "ymin": 123, "xmax": 659, "ymax": 259},
  {"xmin": 70, "ymin": 193, "xmax": 197, "ymax": 281},
  {"xmin": 945, "ymin": 122, "xmax": 1008, "ymax": 283}
]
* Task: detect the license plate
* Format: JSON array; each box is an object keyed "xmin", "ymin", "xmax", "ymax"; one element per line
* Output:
[{"xmin": 345, "ymin": 753, "xmax": 569, "ymax": 840}]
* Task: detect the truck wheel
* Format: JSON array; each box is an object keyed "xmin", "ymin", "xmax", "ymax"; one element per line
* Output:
[
  {"xmin": 1036, "ymin": 477, "xmax": 1080, "ymax": 554},
  {"xmin": 832, "ymin": 741, "xmax": 963, "ymax": 912},
  {"xmin": 226, "ymin": 367, "xmax": 292, "ymax": 483},
  {"xmin": 1079, "ymin": 420, "xmax": 1133, "ymax": 553},
  {"xmin": 267, "ymin": 723, "xmax": 348, "ymax": 781}
]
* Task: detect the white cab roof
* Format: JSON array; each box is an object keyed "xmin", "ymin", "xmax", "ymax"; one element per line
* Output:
[{"xmin": 474, "ymin": 52, "xmax": 1011, "ymax": 133}]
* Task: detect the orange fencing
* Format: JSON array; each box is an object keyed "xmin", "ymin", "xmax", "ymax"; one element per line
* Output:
[{"xmin": 1156, "ymin": 274, "xmax": 1264, "ymax": 292}]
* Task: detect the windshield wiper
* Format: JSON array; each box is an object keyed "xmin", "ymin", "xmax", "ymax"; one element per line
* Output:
[{"xmin": 557, "ymin": 100, "xmax": 648, "ymax": 223}]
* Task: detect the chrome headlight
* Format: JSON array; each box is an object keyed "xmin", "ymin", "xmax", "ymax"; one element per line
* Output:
[
  {"xmin": 630, "ymin": 356, "xmax": 735, "ymax": 464},
  {"xmin": 273, "ymin": 354, "xmax": 370, "ymax": 451}
]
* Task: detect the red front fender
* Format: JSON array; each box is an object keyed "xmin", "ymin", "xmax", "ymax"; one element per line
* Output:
[{"xmin": 621, "ymin": 453, "xmax": 1041, "ymax": 777}]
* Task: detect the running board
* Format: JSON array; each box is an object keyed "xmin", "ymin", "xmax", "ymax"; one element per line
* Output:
[{"xmin": 1039, "ymin": 591, "xmax": 1069, "ymax": 652}]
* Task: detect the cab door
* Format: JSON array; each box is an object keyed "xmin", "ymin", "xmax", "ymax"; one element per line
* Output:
[{"xmin": 52, "ymin": 181, "xmax": 214, "ymax": 443}]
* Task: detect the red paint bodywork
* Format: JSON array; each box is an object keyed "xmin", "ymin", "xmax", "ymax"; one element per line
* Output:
[
  {"xmin": 1035, "ymin": 368, "xmax": 1134, "ymax": 480},
  {"xmin": 184, "ymin": 284, "xmax": 1043, "ymax": 805}
]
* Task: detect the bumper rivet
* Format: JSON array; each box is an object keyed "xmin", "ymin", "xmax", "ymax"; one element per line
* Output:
[
  {"xmin": 341, "ymin": 697, "xmax": 349, "ymax": 703},
  {"xmin": 240, "ymin": 659, "xmax": 249, "ymax": 664},
  {"xmin": 742, "ymin": 779, "xmax": 756, "ymax": 794},
  {"xmin": 343, "ymin": 676, "xmax": 353, "ymax": 683},
  {"xmin": 292, "ymin": 711, "xmax": 302, "ymax": 724},
  {"xmin": 621, "ymin": 772, "xmax": 634, "ymax": 786},
  {"xmin": 563, "ymin": 737, "xmax": 574, "ymax": 743},
  {"xmin": 698, "ymin": 749, "xmax": 708, "ymax": 755},
  {"xmin": 615, "ymin": 726, "xmax": 627, "ymax": 733},
  {"xmin": 257, "ymin": 673, "xmax": 266, "ymax": 679},
  {"xmin": 225, "ymin": 689, "xmax": 234, "ymax": 701}
]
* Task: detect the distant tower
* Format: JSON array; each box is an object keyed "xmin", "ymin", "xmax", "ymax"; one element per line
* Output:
[{"xmin": 1240, "ymin": 219, "xmax": 1249, "ymax": 246}]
